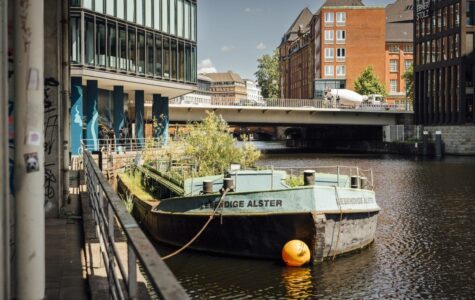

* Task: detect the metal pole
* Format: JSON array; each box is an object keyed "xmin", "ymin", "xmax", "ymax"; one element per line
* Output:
[
  {"xmin": 61, "ymin": 0, "xmax": 70, "ymax": 211},
  {"xmin": 14, "ymin": 0, "xmax": 45, "ymax": 299},
  {"xmin": 0, "ymin": 0, "xmax": 11, "ymax": 298}
]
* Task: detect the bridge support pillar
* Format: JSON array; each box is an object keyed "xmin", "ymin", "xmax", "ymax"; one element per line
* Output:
[
  {"xmin": 70, "ymin": 77, "xmax": 83, "ymax": 155},
  {"xmin": 152, "ymin": 94, "xmax": 169, "ymax": 144},
  {"xmin": 85, "ymin": 80, "xmax": 98, "ymax": 151},
  {"xmin": 135, "ymin": 90, "xmax": 145, "ymax": 147},
  {"xmin": 113, "ymin": 86, "xmax": 125, "ymax": 149}
]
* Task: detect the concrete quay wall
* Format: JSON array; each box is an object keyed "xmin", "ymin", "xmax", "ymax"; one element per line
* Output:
[{"xmin": 424, "ymin": 125, "xmax": 475, "ymax": 155}]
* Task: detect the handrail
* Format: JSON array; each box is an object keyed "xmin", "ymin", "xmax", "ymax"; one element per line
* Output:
[
  {"xmin": 169, "ymin": 98, "xmax": 413, "ymax": 112},
  {"xmin": 83, "ymin": 147, "xmax": 189, "ymax": 300}
]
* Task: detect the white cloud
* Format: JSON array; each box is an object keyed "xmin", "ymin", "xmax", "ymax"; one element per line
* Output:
[
  {"xmin": 221, "ymin": 45, "xmax": 234, "ymax": 52},
  {"xmin": 198, "ymin": 58, "xmax": 217, "ymax": 74},
  {"xmin": 244, "ymin": 7, "xmax": 261, "ymax": 13},
  {"xmin": 256, "ymin": 42, "xmax": 267, "ymax": 50},
  {"xmin": 244, "ymin": 7, "xmax": 252, "ymax": 13}
]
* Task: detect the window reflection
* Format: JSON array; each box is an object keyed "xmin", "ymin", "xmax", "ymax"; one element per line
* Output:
[
  {"xmin": 85, "ymin": 16, "xmax": 95, "ymax": 65},
  {"xmin": 163, "ymin": 37, "xmax": 170, "ymax": 78},
  {"xmin": 119, "ymin": 26, "xmax": 127, "ymax": 70},
  {"xmin": 171, "ymin": 39, "xmax": 177, "ymax": 80},
  {"xmin": 108, "ymin": 22, "xmax": 117, "ymax": 68},
  {"xmin": 147, "ymin": 33, "xmax": 154, "ymax": 75},
  {"xmin": 138, "ymin": 31, "xmax": 145, "ymax": 74},
  {"xmin": 70, "ymin": 15, "xmax": 81, "ymax": 64},
  {"xmin": 178, "ymin": 42, "xmax": 184, "ymax": 81},
  {"xmin": 155, "ymin": 35, "xmax": 163, "ymax": 77},
  {"xmin": 128, "ymin": 28, "xmax": 136, "ymax": 72},
  {"xmin": 96, "ymin": 19, "xmax": 106, "ymax": 67}
]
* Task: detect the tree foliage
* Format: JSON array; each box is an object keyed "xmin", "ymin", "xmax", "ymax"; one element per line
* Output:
[
  {"xmin": 402, "ymin": 64, "xmax": 414, "ymax": 102},
  {"xmin": 353, "ymin": 65, "xmax": 386, "ymax": 96},
  {"xmin": 182, "ymin": 111, "xmax": 261, "ymax": 177},
  {"xmin": 255, "ymin": 50, "xmax": 280, "ymax": 98}
]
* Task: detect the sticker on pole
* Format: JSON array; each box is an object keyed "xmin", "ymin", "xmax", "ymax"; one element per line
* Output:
[{"xmin": 24, "ymin": 152, "xmax": 40, "ymax": 173}]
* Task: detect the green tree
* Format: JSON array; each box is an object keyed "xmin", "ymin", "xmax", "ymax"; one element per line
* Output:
[
  {"xmin": 182, "ymin": 111, "xmax": 260, "ymax": 177},
  {"xmin": 255, "ymin": 50, "xmax": 280, "ymax": 98},
  {"xmin": 402, "ymin": 64, "xmax": 414, "ymax": 102},
  {"xmin": 353, "ymin": 65, "xmax": 386, "ymax": 96}
]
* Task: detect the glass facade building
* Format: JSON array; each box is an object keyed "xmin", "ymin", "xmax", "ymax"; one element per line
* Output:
[
  {"xmin": 70, "ymin": 0, "xmax": 197, "ymax": 84},
  {"xmin": 414, "ymin": 0, "xmax": 475, "ymax": 124}
]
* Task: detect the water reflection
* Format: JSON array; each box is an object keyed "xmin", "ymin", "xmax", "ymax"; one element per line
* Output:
[
  {"xmin": 158, "ymin": 153, "xmax": 475, "ymax": 299},
  {"xmin": 281, "ymin": 267, "xmax": 314, "ymax": 299}
]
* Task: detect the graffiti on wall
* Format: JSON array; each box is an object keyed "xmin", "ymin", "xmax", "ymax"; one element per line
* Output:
[{"xmin": 43, "ymin": 77, "xmax": 59, "ymax": 213}]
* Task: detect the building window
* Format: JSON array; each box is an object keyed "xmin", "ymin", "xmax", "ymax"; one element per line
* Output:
[
  {"xmin": 403, "ymin": 44, "xmax": 413, "ymax": 53},
  {"xmin": 84, "ymin": 0, "xmax": 93, "ymax": 9},
  {"xmin": 336, "ymin": 48, "xmax": 345, "ymax": 60},
  {"xmin": 119, "ymin": 26, "xmax": 127, "ymax": 70},
  {"xmin": 70, "ymin": 15, "xmax": 81, "ymax": 64},
  {"xmin": 467, "ymin": 1, "xmax": 475, "ymax": 26},
  {"xmin": 325, "ymin": 48, "xmax": 334, "ymax": 59},
  {"xmin": 177, "ymin": 0, "xmax": 184, "ymax": 38},
  {"xmin": 146, "ymin": 33, "xmax": 154, "ymax": 75},
  {"xmin": 127, "ymin": 0, "xmax": 135, "ymax": 22},
  {"xmin": 191, "ymin": 3, "xmax": 197, "ymax": 41},
  {"xmin": 106, "ymin": 0, "xmax": 114, "ymax": 16},
  {"xmin": 324, "ymin": 12, "xmax": 334, "ymax": 24},
  {"xmin": 117, "ymin": 0, "xmax": 125, "ymax": 19},
  {"xmin": 178, "ymin": 42, "xmax": 185, "ymax": 81},
  {"xmin": 404, "ymin": 60, "xmax": 413, "ymax": 70},
  {"xmin": 336, "ymin": 65, "xmax": 345, "ymax": 76},
  {"xmin": 325, "ymin": 30, "xmax": 334, "ymax": 42},
  {"xmin": 136, "ymin": 0, "xmax": 144, "ymax": 25},
  {"xmin": 96, "ymin": 19, "xmax": 106, "ymax": 67},
  {"xmin": 336, "ymin": 12, "xmax": 346, "ymax": 24},
  {"xmin": 336, "ymin": 30, "xmax": 346, "ymax": 42},
  {"xmin": 389, "ymin": 44, "xmax": 399, "ymax": 52},
  {"xmin": 154, "ymin": 0, "xmax": 161, "ymax": 30},
  {"xmin": 162, "ymin": 0, "xmax": 169, "ymax": 33},
  {"xmin": 107, "ymin": 22, "xmax": 117, "ymax": 68},
  {"xmin": 95, "ymin": 0, "xmax": 104, "ymax": 13},
  {"xmin": 170, "ymin": 0, "xmax": 176, "ymax": 35},
  {"xmin": 325, "ymin": 65, "xmax": 334, "ymax": 76},
  {"xmin": 390, "ymin": 60, "xmax": 398, "ymax": 72},
  {"xmin": 184, "ymin": 0, "xmax": 191, "ymax": 40},
  {"xmin": 185, "ymin": 44, "xmax": 191, "ymax": 82},
  {"xmin": 163, "ymin": 37, "xmax": 170, "ymax": 78},
  {"xmin": 145, "ymin": 0, "xmax": 153, "ymax": 27},
  {"xmin": 128, "ymin": 28, "xmax": 136, "ymax": 72},
  {"xmin": 85, "ymin": 16, "xmax": 95, "ymax": 65},
  {"xmin": 155, "ymin": 35, "xmax": 163, "ymax": 77},
  {"xmin": 390, "ymin": 80, "xmax": 398, "ymax": 93},
  {"xmin": 138, "ymin": 31, "xmax": 145, "ymax": 74}
]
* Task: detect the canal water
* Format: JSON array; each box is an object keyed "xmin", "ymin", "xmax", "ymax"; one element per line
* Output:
[{"xmin": 158, "ymin": 151, "xmax": 475, "ymax": 299}]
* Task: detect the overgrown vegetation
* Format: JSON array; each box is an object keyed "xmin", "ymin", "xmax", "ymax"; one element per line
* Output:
[
  {"xmin": 119, "ymin": 171, "xmax": 156, "ymax": 203},
  {"xmin": 255, "ymin": 49, "xmax": 280, "ymax": 98},
  {"xmin": 285, "ymin": 175, "xmax": 304, "ymax": 187}
]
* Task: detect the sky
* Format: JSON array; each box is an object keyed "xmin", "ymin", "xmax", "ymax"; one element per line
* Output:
[{"xmin": 197, "ymin": 0, "xmax": 395, "ymax": 80}]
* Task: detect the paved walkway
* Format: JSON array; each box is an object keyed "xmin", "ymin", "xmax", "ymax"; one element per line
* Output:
[{"xmin": 45, "ymin": 170, "xmax": 89, "ymax": 299}]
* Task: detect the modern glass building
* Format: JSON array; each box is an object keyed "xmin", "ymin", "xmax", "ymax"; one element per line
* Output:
[
  {"xmin": 414, "ymin": 0, "xmax": 475, "ymax": 125},
  {"xmin": 69, "ymin": 0, "xmax": 197, "ymax": 154}
]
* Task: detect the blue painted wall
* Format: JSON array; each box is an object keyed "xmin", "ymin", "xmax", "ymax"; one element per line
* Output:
[
  {"xmin": 85, "ymin": 80, "xmax": 98, "ymax": 150},
  {"xmin": 135, "ymin": 90, "xmax": 144, "ymax": 147},
  {"xmin": 70, "ymin": 77, "xmax": 83, "ymax": 155},
  {"xmin": 113, "ymin": 86, "xmax": 125, "ymax": 147}
]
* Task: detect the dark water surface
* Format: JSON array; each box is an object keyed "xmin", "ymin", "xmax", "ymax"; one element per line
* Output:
[{"xmin": 158, "ymin": 153, "xmax": 475, "ymax": 299}]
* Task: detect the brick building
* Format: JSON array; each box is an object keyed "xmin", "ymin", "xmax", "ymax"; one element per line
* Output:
[
  {"xmin": 279, "ymin": 0, "xmax": 386, "ymax": 99},
  {"xmin": 385, "ymin": 0, "xmax": 414, "ymax": 102}
]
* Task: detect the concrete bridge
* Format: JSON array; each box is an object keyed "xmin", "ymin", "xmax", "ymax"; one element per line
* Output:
[{"xmin": 166, "ymin": 99, "xmax": 413, "ymax": 126}]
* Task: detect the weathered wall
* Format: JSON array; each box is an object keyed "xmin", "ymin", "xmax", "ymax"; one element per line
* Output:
[
  {"xmin": 43, "ymin": 0, "xmax": 61, "ymax": 217},
  {"xmin": 424, "ymin": 125, "xmax": 475, "ymax": 155}
]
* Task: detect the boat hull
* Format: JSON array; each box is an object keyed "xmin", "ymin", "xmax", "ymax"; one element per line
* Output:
[{"xmin": 130, "ymin": 196, "xmax": 378, "ymax": 262}]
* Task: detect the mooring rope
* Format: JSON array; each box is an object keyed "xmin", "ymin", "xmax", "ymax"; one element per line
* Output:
[
  {"xmin": 162, "ymin": 188, "xmax": 229, "ymax": 260},
  {"xmin": 332, "ymin": 185, "xmax": 344, "ymax": 261}
]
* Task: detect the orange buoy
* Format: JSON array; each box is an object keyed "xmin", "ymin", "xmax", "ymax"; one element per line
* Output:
[{"xmin": 281, "ymin": 240, "xmax": 311, "ymax": 267}]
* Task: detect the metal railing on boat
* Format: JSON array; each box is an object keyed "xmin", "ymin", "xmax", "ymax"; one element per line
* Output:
[{"xmin": 82, "ymin": 147, "xmax": 189, "ymax": 300}]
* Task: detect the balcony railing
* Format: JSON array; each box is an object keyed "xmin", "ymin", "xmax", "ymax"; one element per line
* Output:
[{"xmin": 82, "ymin": 147, "xmax": 189, "ymax": 300}]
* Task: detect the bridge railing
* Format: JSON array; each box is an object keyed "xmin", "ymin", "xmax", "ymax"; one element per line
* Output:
[
  {"xmin": 82, "ymin": 146, "xmax": 189, "ymax": 300},
  {"xmin": 170, "ymin": 98, "xmax": 412, "ymax": 112}
]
